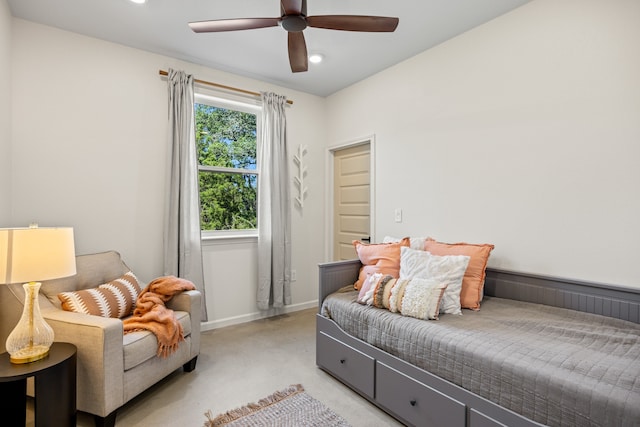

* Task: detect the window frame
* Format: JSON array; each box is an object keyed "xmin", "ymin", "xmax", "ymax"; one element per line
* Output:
[{"xmin": 194, "ymin": 93, "xmax": 262, "ymax": 239}]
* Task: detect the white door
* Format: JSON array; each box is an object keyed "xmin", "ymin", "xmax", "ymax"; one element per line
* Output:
[{"xmin": 333, "ymin": 143, "xmax": 371, "ymax": 261}]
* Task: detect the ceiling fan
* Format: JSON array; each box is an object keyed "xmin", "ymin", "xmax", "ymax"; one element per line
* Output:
[{"xmin": 188, "ymin": 0, "xmax": 399, "ymax": 73}]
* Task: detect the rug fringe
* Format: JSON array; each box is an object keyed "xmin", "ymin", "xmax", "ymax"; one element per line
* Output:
[{"xmin": 204, "ymin": 384, "xmax": 305, "ymax": 427}]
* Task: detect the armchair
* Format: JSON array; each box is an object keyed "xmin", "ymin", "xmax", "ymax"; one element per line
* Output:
[{"xmin": 0, "ymin": 250, "xmax": 201, "ymax": 427}]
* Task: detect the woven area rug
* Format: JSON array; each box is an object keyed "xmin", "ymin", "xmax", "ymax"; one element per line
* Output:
[{"xmin": 204, "ymin": 384, "xmax": 351, "ymax": 427}]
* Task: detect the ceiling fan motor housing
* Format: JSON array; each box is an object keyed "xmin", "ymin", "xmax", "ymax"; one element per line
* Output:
[{"xmin": 281, "ymin": 15, "xmax": 307, "ymax": 32}]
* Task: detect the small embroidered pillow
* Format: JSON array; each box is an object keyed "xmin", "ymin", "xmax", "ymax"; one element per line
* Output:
[
  {"xmin": 357, "ymin": 273, "xmax": 448, "ymax": 320},
  {"xmin": 357, "ymin": 273, "xmax": 395, "ymax": 308},
  {"xmin": 58, "ymin": 271, "xmax": 143, "ymax": 318},
  {"xmin": 396, "ymin": 278, "xmax": 448, "ymax": 320}
]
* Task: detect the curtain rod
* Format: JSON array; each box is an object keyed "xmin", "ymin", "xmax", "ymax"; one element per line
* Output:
[{"xmin": 158, "ymin": 70, "xmax": 293, "ymax": 105}]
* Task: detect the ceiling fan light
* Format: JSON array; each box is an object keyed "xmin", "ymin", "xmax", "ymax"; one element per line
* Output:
[{"xmin": 309, "ymin": 53, "xmax": 323, "ymax": 64}]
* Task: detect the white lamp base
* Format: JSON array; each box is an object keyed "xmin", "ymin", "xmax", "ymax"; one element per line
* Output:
[{"xmin": 5, "ymin": 282, "xmax": 54, "ymax": 364}]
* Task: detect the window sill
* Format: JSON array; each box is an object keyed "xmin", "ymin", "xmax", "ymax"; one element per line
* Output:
[{"xmin": 201, "ymin": 231, "xmax": 258, "ymax": 245}]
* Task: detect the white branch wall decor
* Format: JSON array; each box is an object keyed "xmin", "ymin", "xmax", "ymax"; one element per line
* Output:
[{"xmin": 293, "ymin": 144, "xmax": 308, "ymax": 208}]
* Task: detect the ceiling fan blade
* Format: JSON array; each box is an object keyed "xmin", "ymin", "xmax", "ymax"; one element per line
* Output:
[
  {"xmin": 307, "ymin": 15, "xmax": 399, "ymax": 32},
  {"xmin": 288, "ymin": 32, "xmax": 308, "ymax": 73},
  {"xmin": 281, "ymin": 0, "xmax": 304, "ymax": 16},
  {"xmin": 189, "ymin": 18, "xmax": 280, "ymax": 33}
]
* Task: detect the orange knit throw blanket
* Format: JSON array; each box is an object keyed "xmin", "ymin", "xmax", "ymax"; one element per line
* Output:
[{"xmin": 123, "ymin": 276, "xmax": 196, "ymax": 358}]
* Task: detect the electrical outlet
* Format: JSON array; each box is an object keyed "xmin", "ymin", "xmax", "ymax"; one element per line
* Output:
[{"xmin": 291, "ymin": 270, "xmax": 297, "ymax": 282}]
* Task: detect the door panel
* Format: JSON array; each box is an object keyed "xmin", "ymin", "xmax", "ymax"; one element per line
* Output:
[{"xmin": 333, "ymin": 144, "xmax": 370, "ymax": 261}]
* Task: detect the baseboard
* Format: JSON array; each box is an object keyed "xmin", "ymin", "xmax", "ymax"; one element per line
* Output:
[{"xmin": 200, "ymin": 300, "xmax": 318, "ymax": 331}]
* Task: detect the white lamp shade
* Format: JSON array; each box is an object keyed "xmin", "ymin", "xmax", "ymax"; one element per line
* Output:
[{"xmin": 0, "ymin": 227, "xmax": 77, "ymax": 284}]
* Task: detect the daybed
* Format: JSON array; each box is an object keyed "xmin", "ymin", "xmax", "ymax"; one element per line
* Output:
[{"xmin": 316, "ymin": 258, "xmax": 640, "ymax": 427}]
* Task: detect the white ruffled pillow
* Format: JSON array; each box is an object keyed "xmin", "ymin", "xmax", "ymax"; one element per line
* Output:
[{"xmin": 400, "ymin": 246, "xmax": 470, "ymax": 315}]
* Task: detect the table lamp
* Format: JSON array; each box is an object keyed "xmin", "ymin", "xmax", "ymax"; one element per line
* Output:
[{"xmin": 0, "ymin": 225, "xmax": 76, "ymax": 364}]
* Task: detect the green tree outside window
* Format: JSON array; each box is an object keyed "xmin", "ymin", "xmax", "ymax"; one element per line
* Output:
[{"xmin": 195, "ymin": 103, "xmax": 258, "ymax": 231}]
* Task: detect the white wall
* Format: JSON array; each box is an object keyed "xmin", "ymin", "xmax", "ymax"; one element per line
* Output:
[
  {"xmin": 8, "ymin": 0, "xmax": 639, "ymax": 331},
  {"xmin": 10, "ymin": 19, "xmax": 327, "ymax": 326},
  {"xmin": 326, "ymin": 0, "xmax": 640, "ymax": 288},
  {"xmin": 0, "ymin": 0, "xmax": 11, "ymax": 223}
]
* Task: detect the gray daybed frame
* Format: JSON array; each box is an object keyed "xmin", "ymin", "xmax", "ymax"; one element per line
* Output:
[{"xmin": 316, "ymin": 259, "xmax": 640, "ymax": 427}]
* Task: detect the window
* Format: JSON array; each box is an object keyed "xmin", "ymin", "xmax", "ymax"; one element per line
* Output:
[{"xmin": 194, "ymin": 94, "xmax": 260, "ymax": 235}]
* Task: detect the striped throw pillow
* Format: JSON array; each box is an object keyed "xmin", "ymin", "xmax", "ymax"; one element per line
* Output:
[{"xmin": 58, "ymin": 271, "xmax": 143, "ymax": 318}]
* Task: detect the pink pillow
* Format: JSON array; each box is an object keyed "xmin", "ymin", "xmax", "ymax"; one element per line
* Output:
[
  {"xmin": 352, "ymin": 238, "xmax": 410, "ymax": 290},
  {"xmin": 424, "ymin": 239, "xmax": 494, "ymax": 310}
]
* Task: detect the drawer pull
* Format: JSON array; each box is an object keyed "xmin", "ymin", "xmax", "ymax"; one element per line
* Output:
[
  {"xmin": 340, "ymin": 358, "xmax": 346, "ymax": 364},
  {"xmin": 410, "ymin": 400, "xmax": 417, "ymax": 407}
]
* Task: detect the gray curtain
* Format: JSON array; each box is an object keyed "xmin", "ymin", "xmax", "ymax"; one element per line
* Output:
[
  {"xmin": 257, "ymin": 92, "xmax": 291, "ymax": 310},
  {"xmin": 164, "ymin": 68, "xmax": 208, "ymax": 321}
]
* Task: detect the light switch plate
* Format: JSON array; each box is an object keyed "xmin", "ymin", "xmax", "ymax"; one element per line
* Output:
[{"xmin": 394, "ymin": 208, "xmax": 402, "ymax": 223}]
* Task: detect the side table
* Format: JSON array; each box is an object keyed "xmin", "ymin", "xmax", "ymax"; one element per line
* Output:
[{"xmin": 0, "ymin": 342, "xmax": 77, "ymax": 427}]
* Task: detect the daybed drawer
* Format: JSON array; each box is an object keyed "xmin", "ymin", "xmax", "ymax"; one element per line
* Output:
[
  {"xmin": 376, "ymin": 362, "xmax": 466, "ymax": 427},
  {"xmin": 317, "ymin": 332, "xmax": 375, "ymax": 398}
]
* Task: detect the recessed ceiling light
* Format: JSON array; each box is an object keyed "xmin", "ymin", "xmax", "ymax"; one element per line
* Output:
[
  {"xmin": 309, "ymin": 53, "xmax": 324, "ymax": 64},
  {"xmin": 130, "ymin": 0, "xmax": 146, "ymax": 4}
]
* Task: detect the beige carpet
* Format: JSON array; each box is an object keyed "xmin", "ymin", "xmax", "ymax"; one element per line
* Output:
[{"xmin": 205, "ymin": 384, "xmax": 351, "ymax": 426}]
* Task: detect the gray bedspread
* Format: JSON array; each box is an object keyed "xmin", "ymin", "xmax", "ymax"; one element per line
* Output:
[{"xmin": 321, "ymin": 287, "xmax": 640, "ymax": 427}]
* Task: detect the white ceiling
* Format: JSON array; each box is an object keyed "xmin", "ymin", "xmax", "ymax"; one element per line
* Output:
[{"xmin": 7, "ymin": 0, "xmax": 531, "ymax": 97}]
